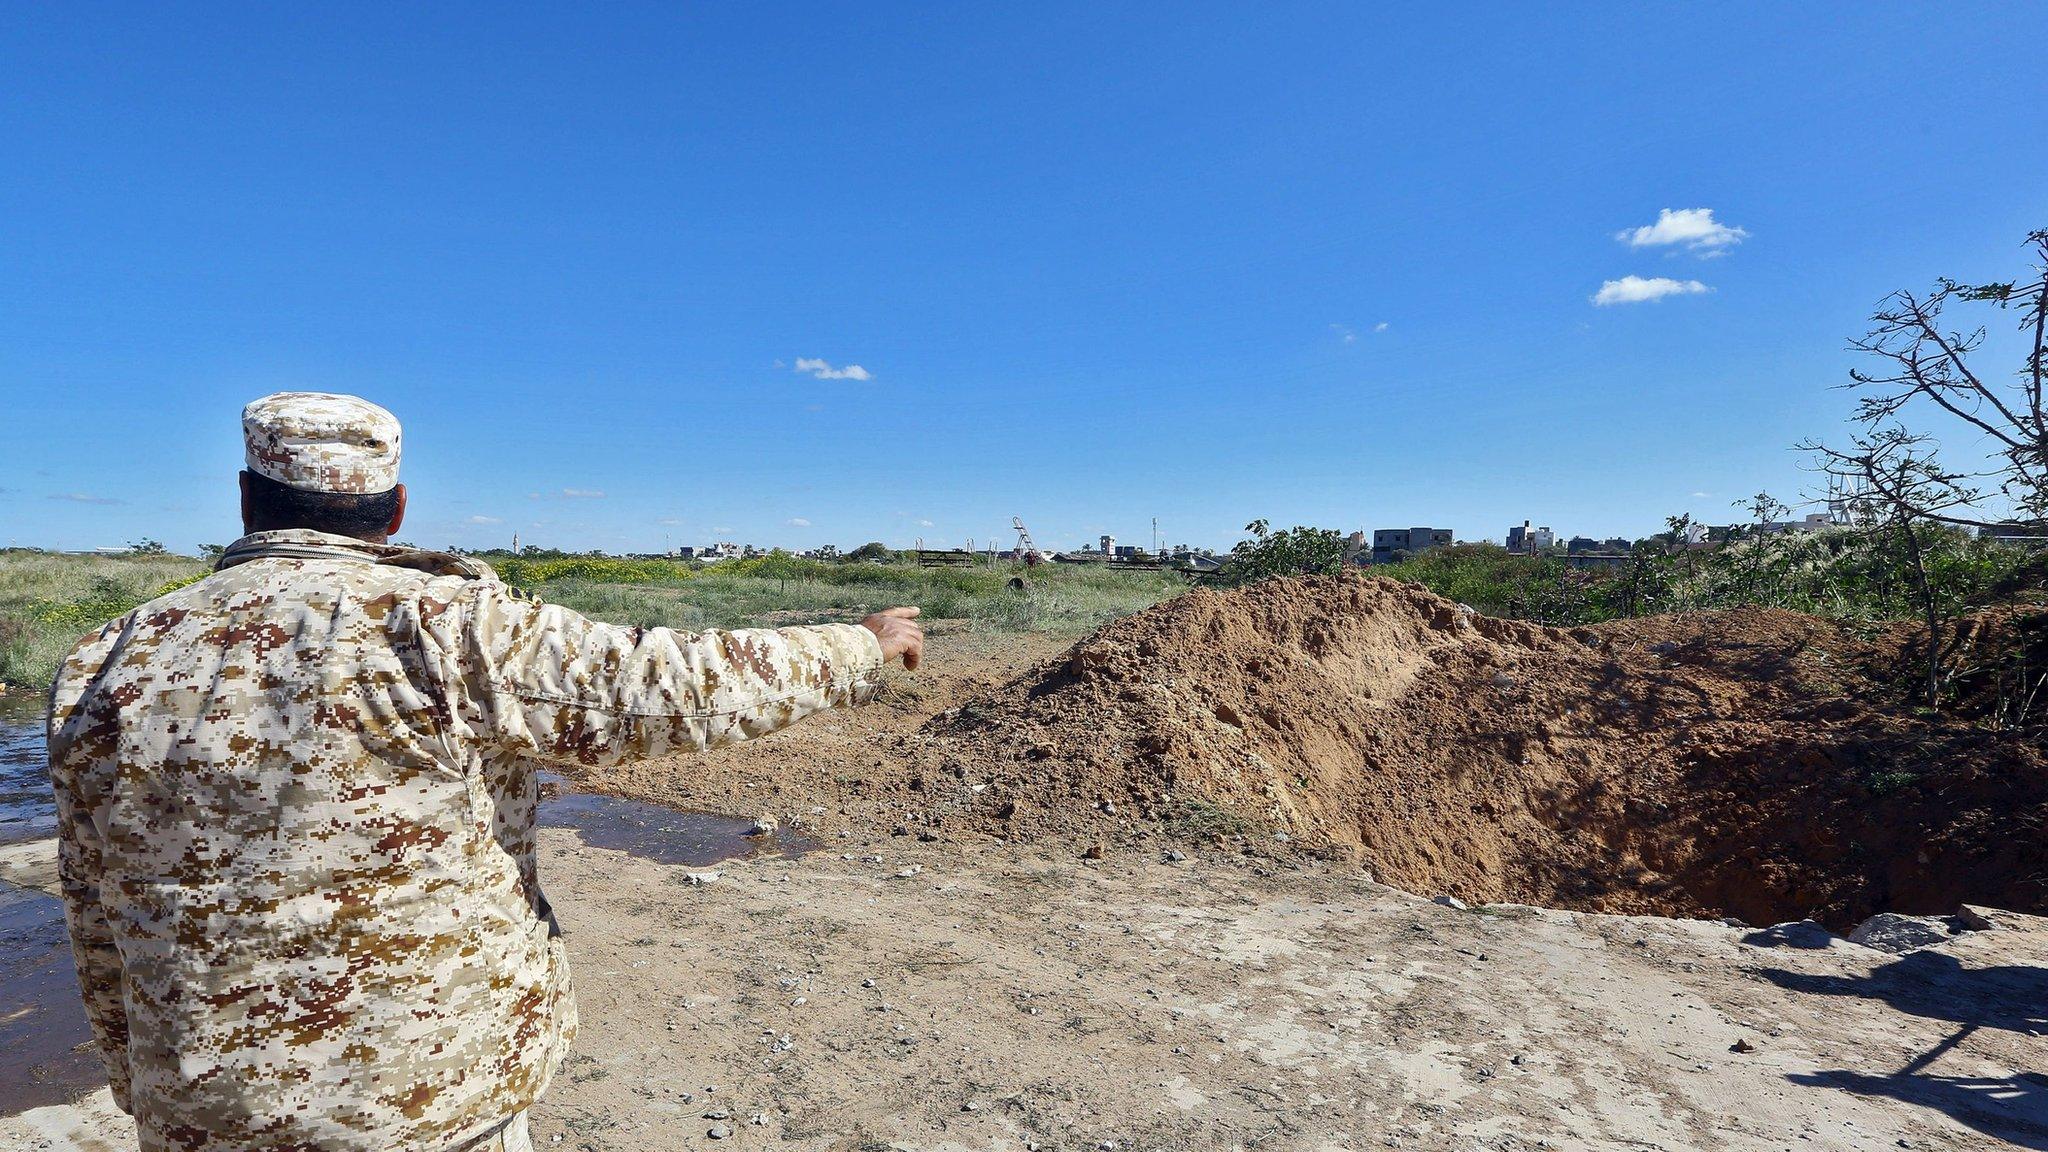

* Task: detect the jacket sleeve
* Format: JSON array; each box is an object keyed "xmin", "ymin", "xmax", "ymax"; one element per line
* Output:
[
  {"xmin": 463, "ymin": 584, "xmax": 887, "ymax": 766},
  {"xmin": 47, "ymin": 721, "xmax": 135, "ymax": 1112}
]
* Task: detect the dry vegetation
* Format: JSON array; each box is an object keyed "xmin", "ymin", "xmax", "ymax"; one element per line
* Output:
[{"xmin": 0, "ymin": 548, "xmax": 1185, "ymax": 691}]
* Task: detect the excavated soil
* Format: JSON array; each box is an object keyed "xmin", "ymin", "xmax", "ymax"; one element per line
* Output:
[{"xmin": 924, "ymin": 576, "xmax": 2048, "ymax": 929}]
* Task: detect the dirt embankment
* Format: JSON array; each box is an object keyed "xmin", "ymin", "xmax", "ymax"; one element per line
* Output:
[{"xmin": 921, "ymin": 576, "xmax": 2048, "ymax": 928}]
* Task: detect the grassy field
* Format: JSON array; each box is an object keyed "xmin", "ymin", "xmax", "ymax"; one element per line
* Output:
[
  {"xmin": 0, "ymin": 550, "xmax": 209, "ymax": 692},
  {"xmin": 0, "ymin": 549, "xmax": 1186, "ymax": 691}
]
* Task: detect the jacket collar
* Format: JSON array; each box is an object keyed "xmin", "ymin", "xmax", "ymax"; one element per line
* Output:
[{"xmin": 217, "ymin": 529, "xmax": 495, "ymax": 581}]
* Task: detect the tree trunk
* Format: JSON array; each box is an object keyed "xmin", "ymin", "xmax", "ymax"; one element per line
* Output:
[{"xmin": 1897, "ymin": 519, "xmax": 1943, "ymax": 709}]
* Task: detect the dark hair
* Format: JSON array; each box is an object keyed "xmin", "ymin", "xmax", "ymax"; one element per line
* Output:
[{"xmin": 242, "ymin": 470, "xmax": 401, "ymax": 538}]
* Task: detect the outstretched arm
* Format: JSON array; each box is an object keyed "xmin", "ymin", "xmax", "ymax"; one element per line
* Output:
[{"xmin": 467, "ymin": 586, "xmax": 922, "ymax": 766}]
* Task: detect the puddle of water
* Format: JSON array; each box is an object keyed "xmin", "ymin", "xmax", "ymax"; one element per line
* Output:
[
  {"xmin": 0, "ymin": 697, "xmax": 52, "ymax": 847},
  {"xmin": 0, "ymin": 708, "xmax": 800, "ymax": 1115},
  {"xmin": 539, "ymin": 773, "xmax": 814, "ymax": 866},
  {"xmin": 0, "ymin": 880, "xmax": 104, "ymax": 1115}
]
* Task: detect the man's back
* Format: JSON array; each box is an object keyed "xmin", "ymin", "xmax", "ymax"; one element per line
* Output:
[
  {"xmin": 49, "ymin": 533, "xmax": 573, "ymax": 1152},
  {"xmin": 46, "ymin": 393, "xmax": 917, "ymax": 1152}
]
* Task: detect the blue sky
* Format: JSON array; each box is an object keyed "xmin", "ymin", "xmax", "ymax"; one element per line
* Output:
[{"xmin": 3, "ymin": 4, "xmax": 2044, "ymax": 554}]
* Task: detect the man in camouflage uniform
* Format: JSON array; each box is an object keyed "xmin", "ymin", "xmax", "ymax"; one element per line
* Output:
[{"xmin": 47, "ymin": 392, "xmax": 923, "ymax": 1152}]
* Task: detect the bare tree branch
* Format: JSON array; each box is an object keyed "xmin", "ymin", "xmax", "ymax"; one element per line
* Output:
[{"xmin": 1818, "ymin": 227, "xmax": 2048, "ymax": 530}]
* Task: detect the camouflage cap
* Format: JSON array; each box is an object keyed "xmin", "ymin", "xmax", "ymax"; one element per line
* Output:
[{"xmin": 243, "ymin": 391, "xmax": 402, "ymax": 494}]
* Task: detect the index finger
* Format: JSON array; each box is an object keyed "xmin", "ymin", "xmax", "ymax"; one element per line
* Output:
[{"xmin": 877, "ymin": 606, "xmax": 921, "ymax": 619}]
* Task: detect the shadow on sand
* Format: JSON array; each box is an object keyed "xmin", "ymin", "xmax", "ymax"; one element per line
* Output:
[{"xmin": 1760, "ymin": 950, "xmax": 2048, "ymax": 1148}]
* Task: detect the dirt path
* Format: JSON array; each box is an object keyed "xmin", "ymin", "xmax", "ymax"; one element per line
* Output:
[{"xmin": 6, "ymin": 833, "xmax": 2044, "ymax": 1150}]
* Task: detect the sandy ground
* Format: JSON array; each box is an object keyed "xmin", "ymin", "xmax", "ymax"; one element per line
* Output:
[
  {"xmin": 3, "ymin": 630, "xmax": 2045, "ymax": 1150},
  {"xmin": 5, "ymin": 833, "xmax": 2046, "ymax": 1151}
]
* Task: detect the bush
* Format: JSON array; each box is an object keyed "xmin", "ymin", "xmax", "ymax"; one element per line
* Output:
[{"xmin": 1221, "ymin": 520, "xmax": 1349, "ymax": 585}]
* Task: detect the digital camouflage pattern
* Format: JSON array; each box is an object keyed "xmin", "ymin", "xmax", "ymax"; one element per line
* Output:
[
  {"xmin": 242, "ymin": 392, "xmax": 403, "ymax": 494},
  {"xmin": 47, "ymin": 529, "xmax": 883, "ymax": 1152}
]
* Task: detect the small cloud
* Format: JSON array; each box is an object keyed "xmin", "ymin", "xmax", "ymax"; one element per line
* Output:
[
  {"xmin": 1592, "ymin": 276, "xmax": 1711, "ymax": 306},
  {"xmin": 787, "ymin": 517, "xmax": 811, "ymax": 527},
  {"xmin": 658, "ymin": 517, "xmax": 683, "ymax": 526},
  {"xmin": 561, "ymin": 488, "xmax": 605, "ymax": 499},
  {"xmin": 793, "ymin": 357, "xmax": 872, "ymax": 381},
  {"xmin": 1616, "ymin": 208, "xmax": 1748, "ymax": 255},
  {"xmin": 1691, "ymin": 491, "xmax": 1712, "ymax": 499},
  {"xmin": 1329, "ymin": 323, "xmax": 1357, "ymax": 344},
  {"xmin": 917, "ymin": 518, "xmax": 934, "ymax": 528},
  {"xmin": 467, "ymin": 515, "xmax": 504, "ymax": 525},
  {"xmin": 51, "ymin": 493, "xmax": 121, "ymax": 505},
  {"xmin": 713, "ymin": 526, "xmax": 733, "ymax": 534},
  {"xmin": 1373, "ymin": 322, "xmax": 1389, "ymax": 333}
]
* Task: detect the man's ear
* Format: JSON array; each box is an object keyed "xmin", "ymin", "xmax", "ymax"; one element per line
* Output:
[
  {"xmin": 239, "ymin": 471, "xmax": 256, "ymax": 534},
  {"xmin": 385, "ymin": 484, "xmax": 407, "ymax": 538}
]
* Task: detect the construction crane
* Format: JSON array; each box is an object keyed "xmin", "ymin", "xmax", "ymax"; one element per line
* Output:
[{"xmin": 1011, "ymin": 516, "xmax": 1047, "ymax": 567}]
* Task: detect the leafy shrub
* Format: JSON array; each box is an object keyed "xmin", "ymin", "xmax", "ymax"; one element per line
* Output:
[{"xmin": 1222, "ymin": 520, "xmax": 1349, "ymax": 585}]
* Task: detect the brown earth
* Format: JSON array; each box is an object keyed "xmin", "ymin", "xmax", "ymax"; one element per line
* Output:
[
  {"xmin": 13, "ymin": 833, "xmax": 2048, "ymax": 1152},
  {"xmin": 577, "ymin": 578, "xmax": 2048, "ymax": 931}
]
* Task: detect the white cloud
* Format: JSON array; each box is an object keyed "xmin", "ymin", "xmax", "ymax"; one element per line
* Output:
[
  {"xmin": 713, "ymin": 526, "xmax": 733, "ymax": 534},
  {"xmin": 467, "ymin": 515, "xmax": 504, "ymax": 525},
  {"xmin": 794, "ymin": 357, "xmax": 873, "ymax": 381},
  {"xmin": 1330, "ymin": 324, "xmax": 1357, "ymax": 344},
  {"xmin": 1373, "ymin": 321, "xmax": 1389, "ymax": 333},
  {"xmin": 917, "ymin": 518, "xmax": 934, "ymax": 528},
  {"xmin": 658, "ymin": 517, "xmax": 683, "ymax": 526},
  {"xmin": 1616, "ymin": 208, "xmax": 1748, "ymax": 255},
  {"xmin": 1691, "ymin": 491, "xmax": 1712, "ymax": 499},
  {"xmin": 1592, "ymin": 276, "xmax": 1711, "ymax": 306},
  {"xmin": 51, "ymin": 493, "xmax": 121, "ymax": 505},
  {"xmin": 561, "ymin": 488, "xmax": 605, "ymax": 499},
  {"xmin": 786, "ymin": 517, "xmax": 811, "ymax": 527}
]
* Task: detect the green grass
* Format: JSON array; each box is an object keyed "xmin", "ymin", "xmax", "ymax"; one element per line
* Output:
[
  {"xmin": 518, "ymin": 556, "xmax": 1185, "ymax": 636},
  {"xmin": 0, "ymin": 548, "xmax": 1184, "ymax": 689},
  {"xmin": 0, "ymin": 549, "xmax": 210, "ymax": 691},
  {"xmin": 1374, "ymin": 532, "xmax": 2043, "ymax": 629}
]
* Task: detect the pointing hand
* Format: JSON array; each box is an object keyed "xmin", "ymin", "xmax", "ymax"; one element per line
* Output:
[{"xmin": 860, "ymin": 606, "xmax": 924, "ymax": 671}]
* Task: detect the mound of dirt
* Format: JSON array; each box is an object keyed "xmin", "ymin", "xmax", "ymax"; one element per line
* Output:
[{"xmin": 926, "ymin": 576, "xmax": 2048, "ymax": 928}]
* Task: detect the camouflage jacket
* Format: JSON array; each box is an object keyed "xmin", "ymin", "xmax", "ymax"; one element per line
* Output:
[{"xmin": 46, "ymin": 529, "xmax": 884, "ymax": 1152}]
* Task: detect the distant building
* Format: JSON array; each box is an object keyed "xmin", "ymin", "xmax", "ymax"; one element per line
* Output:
[
  {"xmin": 1371, "ymin": 527, "xmax": 1453, "ymax": 564},
  {"xmin": 1506, "ymin": 521, "xmax": 1555, "ymax": 554},
  {"xmin": 1757, "ymin": 513, "xmax": 1835, "ymax": 535},
  {"xmin": 1979, "ymin": 522, "xmax": 2048, "ymax": 545},
  {"xmin": 1565, "ymin": 552, "xmax": 1633, "ymax": 570},
  {"xmin": 1343, "ymin": 530, "xmax": 1370, "ymax": 566},
  {"xmin": 1563, "ymin": 534, "xmax": 1636, "ymax": 568}
]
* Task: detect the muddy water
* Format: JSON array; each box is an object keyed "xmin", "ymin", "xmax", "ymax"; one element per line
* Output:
[
  {"xmin": 0, "ymin": 706, "xmax": 806, "ymax": 1116},
  {"xmin": 0, "ymin": 696, "xmax": 52, "ymax": 846},
  {"xmin": 540, "ymin": 774, "xmax": 814, "ymax": 865},
  {"xmin": 0, "ymin": 880, "xmax": 106, "ymax": 1114}
]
